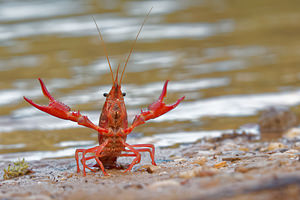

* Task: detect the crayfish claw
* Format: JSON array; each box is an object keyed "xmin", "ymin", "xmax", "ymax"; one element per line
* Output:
[
  {"xmin": 140, "ymin": 81, "xmax": 184, "ymax": 121},
  {"xmin": 24, "ymin": 78, "xmax": 108, "ymax": 133},
  {"xmin": 125, "ymin": 81, "xmax": 185, "ymax": 135},
  {"xmin": 23, "ymin": 96, "xmax": 51, "ymax": 113},
  {"xmin": 38, "ymin": 78, "xmax": 55, "ymax": 101}
]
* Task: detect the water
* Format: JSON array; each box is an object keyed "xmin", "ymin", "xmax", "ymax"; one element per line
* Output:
[{"xmin": 0, "ymin": 0, "xmax": 300, "ymax": 161}]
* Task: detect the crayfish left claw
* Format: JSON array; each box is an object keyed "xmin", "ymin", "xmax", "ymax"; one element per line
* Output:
[{"xmin": 131, "ymin": 80, "xmax": 185, "ymax": 128}]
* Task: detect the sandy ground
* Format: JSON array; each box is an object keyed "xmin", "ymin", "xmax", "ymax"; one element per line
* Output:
[{"xmin": 0, "ymin": 132, "xmax": 300, "ymax": 200}]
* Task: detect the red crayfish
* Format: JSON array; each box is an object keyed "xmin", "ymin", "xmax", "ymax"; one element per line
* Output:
[{"xmin": 23, "ymin": 10, "xmax": 185, "ymax": 176}]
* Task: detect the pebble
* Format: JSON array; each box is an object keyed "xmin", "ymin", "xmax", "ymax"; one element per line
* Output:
[
  {"xmin": 148, "ymin": 179, "xmax": 180, "ymax": 189},
  {"xmin": 284, "ymin": 128, "xmax": 300, "ymax": 140},
  {"xmin": 146, "ymin": 165, "xmax": 161, "ymax": 173},
  {"xmin": 235, "ymin": 166, "xmax": 250, "ymax": 173},
  {"xmin": 238, "ymin": 147, "xmax": 250, "ymax": 152},
  {"xmin": 267, "ymin": 142, "xmax": 287, "ymax": 151},
  {"xmin": 268, "ymin": 151, "xmax": 298, "ymax": 160},
  {"xmin": 158, "ymin": 171, "xmax": 168, "ymax": 176},
  {"xmin": 285, "ymin": 149, "xmax": 299, "ymax": 154},
  {"xmin": 174, "ymin": 158, "xmax": 187, "ymax": 162},
  {"xmin": 124, "ymin": 183, "xmax": 143, "ymax": 189},
  {"xmin": 191, "ymin": 157, "xmax": 207, "ymax": 165},
  {"xmin": 258, "ymin": 106, "xmax": 298, "ymax": 133},
  {"xmin": 220, "ymin": 142, "xmax": 238, "ymax": 151},
  {"xmin": 26, "ymin": 195, "xmax": 52, "ymax": 200},
  {"xmin": 222, "ymin": 156, "xmax": 241, "ymax": 162},
  {"xmin": 197, "ymin": 150, "xmax": 215, "ymax": 156},
  {"xmin": 139, "ymin": 165, "xmax": 161, "ymax": 173},
  {"xmin": 178, "ymin": 167, "xmax": 217, "ymax": 179},
  {"xmin": 214, "ymin": 161, "xmax": 227, "ymax": 169},
  {"xmin": 294, "ymin": 142, "xmax": 300, "ymax": 150}
]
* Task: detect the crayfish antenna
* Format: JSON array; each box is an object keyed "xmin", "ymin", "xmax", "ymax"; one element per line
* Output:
[
  {"xmin": 92, "ymin": 16, "xmax": 114, "ymax": 83},
  {"xmin": 119, "ymin": 7, "xmax": 153, "ymax": 85},
  {"xmin": 114, "ymin": 61, "xmax": 121, "ymax": 83}
]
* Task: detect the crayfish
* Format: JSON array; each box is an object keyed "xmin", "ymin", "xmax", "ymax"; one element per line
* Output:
[{"xmin": 23, "ymin": 10, "xmax": 185, "ymax": 176}]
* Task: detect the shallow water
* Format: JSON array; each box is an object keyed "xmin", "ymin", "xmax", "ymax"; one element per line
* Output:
[{"xmin": 0, "ymin": 0, "xmax": 300, "ymax": 161}]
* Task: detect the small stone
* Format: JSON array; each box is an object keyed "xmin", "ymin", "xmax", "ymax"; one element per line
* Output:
[
  {"xmin": 191, "ymin": 157, "xmax": 207, "ymax": 165},
  {"xmin": 174, "ymin": 158, "xmax": 187, "ymax": 162},
  {"xmin": 221, "ymin": 142, "xmax": 238, "ymax": 151},
  {"xmin": 259, "ymin": 106, "xmax": 298, "ymax": 133},
  {"xmin": 139, "ymin": 165, "xmax": 160, "ymax": 173},
  {"xmin": 267, "ymin": 142, "xmax": 287, "ymax": 151},
  {"xmin": 222, "ymin": 156, "xmax": 241, "ymax": 162},
  {"xmin": 198, "ymin": 150, "xmax": 215, "ymax": 156},
  {"xmin": 214, "ymin": 161, "xmax": 227, "ymax": 169},
  {"xmin": 293, "ymin": 142, "xmax": 300, "ymax": 150},
  {"xmin": 268, "ymin": 152, "xmax": 288, "ymax": 160},
  {"xmin": 158, "ymin": 171, "xmax": 168, "ymax": 176},
  {"xmin": 260, "ymin": 147, "xmax": 268, "ymax": 152},
  {"xmin": 124, "ymin": 183, "xmax": 143, "ymax": 189},
  {"xmin": 178, "ymin": 167, "xmax": 217, "ymax": 179},
  {"xmin": 295, "ymin": 142, "xmax": 300, "ymax": 147},
  {"xmin": 146, "ymin": 165, "xmax": 161, "ymax": 173},
  {"xmin": 284, "ymin": 128, "xmax": 300, "ymax": 140},
  {"xmin": 148, "ymin": 179, "xmax": 180, "ymax": 189},
  {"xmin": 285, "ymin": 149, "xmax": 299, "ymax": 154},
  {"xmin": 235, "ymin": 166, "xmax": 250, "ymax": 173},
  {"xmin": 24, "ymin": 195, "xmax": 52, "ymax": 200},
  {"xmin": 238, "ymin": 147, "xmax": 249, "ymax": 152}
]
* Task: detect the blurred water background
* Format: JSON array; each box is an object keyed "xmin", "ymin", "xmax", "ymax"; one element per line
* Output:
[{"xmin": 0, "ymin": 0, "xmax": 300, "ymax": 161}]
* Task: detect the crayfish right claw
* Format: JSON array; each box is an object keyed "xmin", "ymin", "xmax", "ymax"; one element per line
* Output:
[{"xmin": 24, "ymin": 78, "xmax": 108, "ymax": 133}]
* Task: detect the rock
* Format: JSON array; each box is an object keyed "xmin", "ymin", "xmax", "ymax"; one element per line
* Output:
[
  {"xmin": 221, "ymin": 142, "xmax": 238, "ymax": 151},
  {"xmin": 267, "ymin": 142, "xmax": 288, "ymax": 151},
  {"xmin": 235, "ymin": 166, "xmax": 251, "ymax": 173},
  {"xmin": 178, "ymin": 167, "xmax": 217, "ymax": 179},
  {"xmin": 259, "ymin": 106, "xmax": 298, "ymax": 133},
  {"xmin": 238, "ymin": 147, "xmax": 250, "ymax": 152},
  {"xmin": 145, "ymin": 165, "xmax": 161, "ymax": 174},
  {"xmin": 191, "ymin": 157, "xmax": 207, "ymax": 166},
  {"xmin": 222, "ymin": 156, "xmax": 242, "ymax": 162},
  {"xmin": 158, "ymin": 171, "xmax": 168, "ymax": 176},
  {"xmin": 268, "ymin": 152, "xmax": 288, "ymax": 160},
  {"xmin": 139, "ymin": 165, "xmax": 160, "ymax": 173},
  {"xmin": 25, "ymin": 195, "xmax": 52, "ymax": 200},
  {"xmin": 148, "ymin": 179, "xmax": 180, "ymax": 189},
  {"xmin": 283, "ymin": 128, "xmax": 300, "ymax": 140},
  {"xmin": 285, "ymin": 149, "xmax": 299, "ymax": 154},
  {"xmin": 124, "ymin": 183, "xmax": 143, "ymax": 189},
  {"xmin": 173, "ymin": 158, "xmax": 187, "ymax": 163},
  {"xmin": 294, "ymin": 142, "xmax": 300, "ymax": 150},
  {"xmin": 214, "ymin": 161, "xmax": 227, "ymax": 169}
]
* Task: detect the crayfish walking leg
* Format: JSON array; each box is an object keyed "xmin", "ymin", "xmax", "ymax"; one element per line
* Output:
[{"xmin": 75, "ymin": 140, "xmax": 109, "ymax": 176}]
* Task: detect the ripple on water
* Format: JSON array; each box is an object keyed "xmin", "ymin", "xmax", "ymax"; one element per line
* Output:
[
  {"xmin": 5, "ymin": 77, "xmax": 229, "ymax": 132},
  {"xmin": 125, "ymin": 0, "xmax": 187, "ymax": 15},
  {"xmin": 0, "ymin": 13, "xmax": 233, "ymax": 43},
  {"xmin": 0, "ymin": 0, "xmax": 88, "ymax": 22},
  {"xmin": 4, "ymin": 88, "xmax": 300, "ymax": 133},
  {"xmin": 4, "ymin": 80, "xmax": 300, "ymax": 132},
  {"xmin": 0, "ymin": 130, "xmax": 225, "ymax": 161},
  {"xmin": 160, "ymin": 89, "xmax": 300, "ymax": 122}
]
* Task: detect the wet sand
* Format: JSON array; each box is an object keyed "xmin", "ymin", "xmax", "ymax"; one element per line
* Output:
[{"xmin": 1, "ymin": 133, "xmax": 299, "ymax": 200}]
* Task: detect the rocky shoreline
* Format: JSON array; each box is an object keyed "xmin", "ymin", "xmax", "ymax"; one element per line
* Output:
[{"xmin": 1, "ymin": 131, "xmax": 299, "ymax": 200}]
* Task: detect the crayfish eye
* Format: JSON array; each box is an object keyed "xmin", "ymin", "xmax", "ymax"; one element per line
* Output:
[
  {"xmin": 122, "ymin": 92, "xmax": 126, "ymax": 97},
  {"xmin": 103, "ymin": 93, "xmax": 108, "ymax": 97}
]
